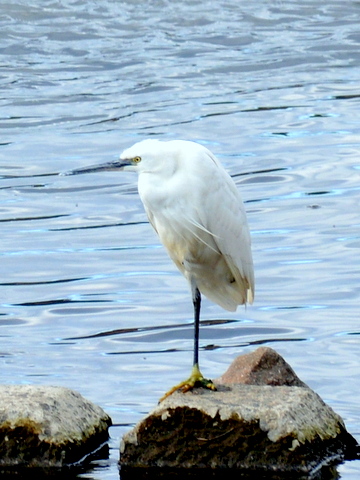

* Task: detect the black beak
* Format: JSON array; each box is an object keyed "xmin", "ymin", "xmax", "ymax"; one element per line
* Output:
[{"xmin": 63, "ymin": 159, "xmax": 132, "ymax": 176}]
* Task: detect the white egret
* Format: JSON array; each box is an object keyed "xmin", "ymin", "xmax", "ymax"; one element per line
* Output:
[{"xmin": 68, "ymin": 139, "xmax": 254, "ymax": 400}]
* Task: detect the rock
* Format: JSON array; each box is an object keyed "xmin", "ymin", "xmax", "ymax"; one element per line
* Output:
[
  {"xmin": 216, "ymin": 346, "xmax": 307, "ymax": 387},
  {"xmin": 0, "ymin": 385, "xmax": 112, "ymax": 469},
  {"xmin": 120, "ymin": 349, "xmax": 359, "ymax": 475}
]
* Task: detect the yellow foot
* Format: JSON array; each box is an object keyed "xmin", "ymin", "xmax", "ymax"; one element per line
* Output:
[{"xmin": 159, "ymin": 364, "xmax": 216, "ymax": 402}]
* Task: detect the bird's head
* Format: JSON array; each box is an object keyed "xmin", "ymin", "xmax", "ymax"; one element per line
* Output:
[{"xmin": 65, "ymin": 139, "xmax": 173, "ymax": 177}]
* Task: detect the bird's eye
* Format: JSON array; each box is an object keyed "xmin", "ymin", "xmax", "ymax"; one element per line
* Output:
[{"xmin": 133, "ymin": 156, "xmax": 141, "ymax": 163}]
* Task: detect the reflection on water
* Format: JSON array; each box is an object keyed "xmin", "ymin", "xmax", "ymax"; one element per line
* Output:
[{"xmin": 1, "ymin": 0, "xmax": 360, "ymax": 479}]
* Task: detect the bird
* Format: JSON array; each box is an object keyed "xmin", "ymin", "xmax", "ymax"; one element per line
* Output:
[{"xmin": 68, "ymin": 139, "xmax": 254, "ymax": 400}]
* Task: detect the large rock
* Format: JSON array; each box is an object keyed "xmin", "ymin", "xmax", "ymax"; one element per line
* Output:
[
  {"xmin": 120, "ymin": 349, "xmax": 358, "ymax": 475},
  {"xmin": 0, "ymin": 385, "xmax": 111, "ymax": 468}
]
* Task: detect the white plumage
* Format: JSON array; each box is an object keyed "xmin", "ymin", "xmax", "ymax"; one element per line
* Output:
[{"xmin": 120, "ymin": 139, "xmax": 254, "ymax": 311}]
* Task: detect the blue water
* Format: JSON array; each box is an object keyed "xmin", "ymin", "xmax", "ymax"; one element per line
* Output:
[{"xmin": 1, "ymin": 1, "xmax": 359, "ymax": 478}]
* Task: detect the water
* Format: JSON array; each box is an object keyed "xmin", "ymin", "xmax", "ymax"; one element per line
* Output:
[{"xmin": 1, "ymin": 0, "xmax": 359, "ymax": 478}]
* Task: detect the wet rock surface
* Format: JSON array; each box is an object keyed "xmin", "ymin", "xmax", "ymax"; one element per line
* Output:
[
  {"xmin": 120, "ymin": 348, "xmax": 359, "ymax": 475},
  {"xmin": 0, "ymin": 385, "xmax": 111, "ymax": 469}
]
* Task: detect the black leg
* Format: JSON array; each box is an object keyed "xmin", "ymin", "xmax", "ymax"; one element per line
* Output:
[
  {"xmin": 192, "ymin": 286, "xmax": 201, "ymax": 367},
  {"xmin": 159, "ymin": 282, "xmax": 215, "ymax": 402}
]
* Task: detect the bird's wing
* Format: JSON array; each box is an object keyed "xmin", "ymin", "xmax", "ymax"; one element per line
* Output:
[{"xmin": 201, "ymin": 153, "xmax": 255, "ymax": 304}]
